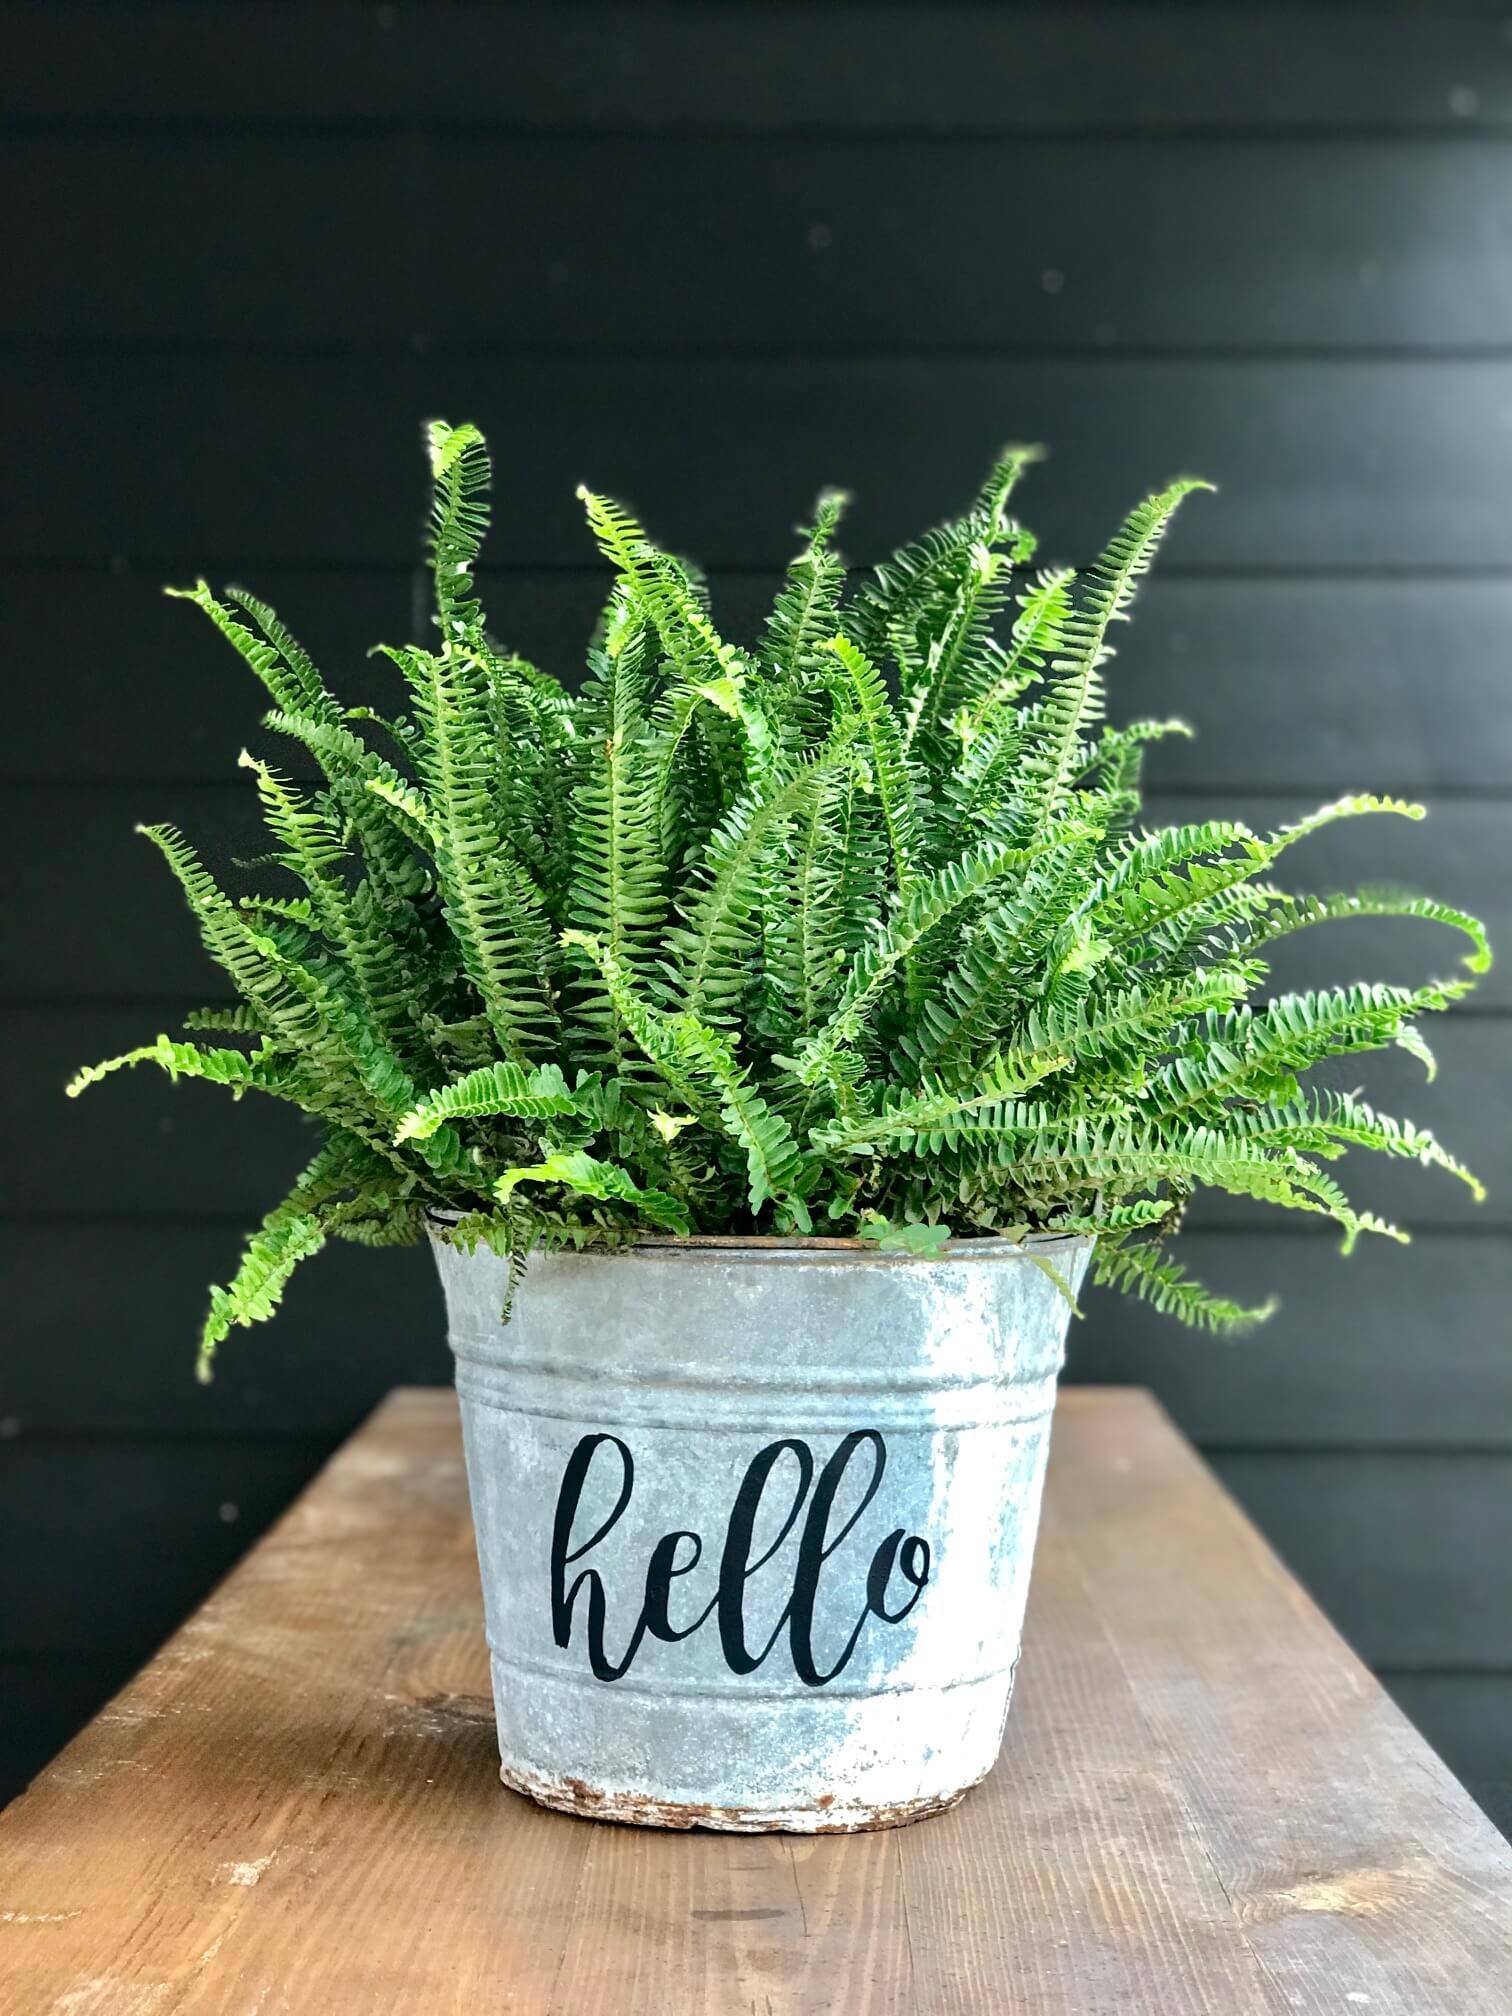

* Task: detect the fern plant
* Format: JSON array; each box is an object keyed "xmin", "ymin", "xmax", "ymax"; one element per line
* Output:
[{"xmin": 70, "ymin": 423, "xmax": 1491, "ymax": 1377}]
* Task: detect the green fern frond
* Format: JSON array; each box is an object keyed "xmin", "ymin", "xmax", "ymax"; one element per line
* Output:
[
  {"xmin": 224, "ymin": 586, "xmax": 345, "ymax": 729},
  {"xmin": 496, "ymin": 1148, "xmax": 690, "ymax": 1233},
  {"xmin": 561, "ymin": 929, "xmax": 721, "ymax": 1128},
  {"xmin": 1234, "ymin": 883, "xmax": 1492, "ymax": 976},
  {"xmin": 182, "ymin": 1004, "xmax": 268, "ymax": 1035},
  {"xmin": 565, "ymin": 606, "xmax": 671, "ymax": 1067},
  {"xmin": 668, "ymin": 1013, "xmax": 811, "ymax": 1216},
  {"xmin": 1146, "ymin": 977, "xmax": 1471, "ymax": 1121},
  {"xmin": 792, "ymin": 837, "xmax": 1057, "ymax": 1086},
  {"xmin": 1012, "ymin": 479, "xmax": 1211, "ymax": 843},
  {"xmin": 397, "ymin": 641, "xmax": 561, "ymax": 1062},
  {"xmin": 761, "ymin": 754, "xmax": 866, "ymax": 1046},
  {"xmin": 198, "ymin": 1211, "xmax": 327, "ymax": 1382},
  {"xmin": 427, "ymin": 419, "xmax": 492, "ymax": 634},
  {"xmin": 760, "ymin": 490, "xmax": 851, "ymax": 711},
  {"xmin": 892, "ymin": 452, "xmax": 1042, "ymax": 760},
  {"xmin": 396, "ymin": 1062, "xmax": 580, "ymax": 1142},
  {"xmin": 827, "ymin": 634, "xmax": 924, "ymax": 895},
  {"xmin": 1232, "ymin": 1086, "xmax": 1484, "ymax": 1203},
  {"xmin": 850, "ymin": 445, "xmax": 1040, "ymax": 671},
  {"xmin": 954, "ymin": 566, "xmax": 1074, "ymax": 741},
  {"xmin": 666, "ymin": 750, "xmax": 844, "ymax": 1026},
  {"xmin": 78, "ymin": 429, "xmax": 1490, "ymax": 1364},
  {"xmin": 1092, "ymin": 1239, "xmax": 1278, "ymax": 1334},
  {"xmin": 164, "ymin": 581, "xmax": 341, "ymax": 727},
  {"xmin": 912, "ymin": 833, "xmax": 1100, "ymax": 1071},
  {"xmin": 66, "ymin": 1032, "xmax": 305, "ymax": 1103}
]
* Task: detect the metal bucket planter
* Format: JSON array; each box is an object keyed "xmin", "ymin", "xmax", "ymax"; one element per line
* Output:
[{"xmin": 433, "ymin": 1232, "xmax": 1092, "ymax": 1833}]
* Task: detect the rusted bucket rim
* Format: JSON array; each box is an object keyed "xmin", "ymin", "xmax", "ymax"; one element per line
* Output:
[{"xmin": 428, "ymin": 1217, "xmax": 1089, "ymax": 1262}]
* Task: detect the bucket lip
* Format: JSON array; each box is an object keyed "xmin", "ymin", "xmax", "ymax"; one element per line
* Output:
[{"xmin": 427, "ymin": 1215, "xmax": 1090, "ymax": 1263}]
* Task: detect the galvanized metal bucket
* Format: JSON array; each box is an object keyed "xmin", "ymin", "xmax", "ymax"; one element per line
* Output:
[{"xmin": 433, "ymin": 1232, "xmax": 1092, "ymax": 1832}]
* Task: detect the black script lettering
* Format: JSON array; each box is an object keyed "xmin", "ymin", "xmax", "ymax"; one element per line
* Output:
[
  {"xmin": 788, "ymin": 1430, "xmax": 888, "ymax": 1686},
  {"xmin": 643, "ymin": 1529, "xmax": 710, "ymax": 1643},
  {"xmin": 547, "ymin": 1429, "xmax": 932, "ymax": 1687},
  {"xmin": 718, "ymin": 1439, "xmax": 813, "ymax": 1673},
  {"xmin": 550, "ymin": 1432, "xmax": 646, "ymax": 1682},
  {"xmin": 866, "ymin": 1530, "xmax": 932, "ymax": 1624}
]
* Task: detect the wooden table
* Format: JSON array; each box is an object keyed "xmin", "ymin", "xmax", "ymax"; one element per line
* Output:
[{"xmin": 2, "ymin": 1390, "xmax": 1509, "ymax": 2014}]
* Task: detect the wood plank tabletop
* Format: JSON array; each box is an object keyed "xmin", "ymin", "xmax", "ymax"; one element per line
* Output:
[{"xmin": 2, "ymin": 1388, "xmax": 1509, "ymax": 2015}]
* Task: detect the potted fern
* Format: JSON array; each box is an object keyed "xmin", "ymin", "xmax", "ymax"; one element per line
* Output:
[{"xmin": 71, "ymin": 423, "xmax": 1488, "ymax": 1832}]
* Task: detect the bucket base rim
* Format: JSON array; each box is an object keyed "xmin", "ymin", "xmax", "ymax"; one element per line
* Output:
[{"xmin": 499, "ymin": 1759, "xmax": 976, "ymax": 1833}]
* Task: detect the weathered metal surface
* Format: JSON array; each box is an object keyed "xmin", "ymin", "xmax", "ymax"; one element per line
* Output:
[{"xmin": 433, "ymin": 1233, "xmax": 1092, "ymax": 1832}]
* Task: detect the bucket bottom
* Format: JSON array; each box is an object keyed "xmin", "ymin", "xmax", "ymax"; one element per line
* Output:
[{"xmin": 499, "ymin": 1757, "xmax": 978, "ymax": 1832}]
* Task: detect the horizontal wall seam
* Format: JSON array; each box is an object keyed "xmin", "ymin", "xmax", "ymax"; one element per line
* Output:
[
  {"xmin": 1377, "ymin": 1664, "xmax": 1512, "ymax": 1679},
  {"xmin": 0, "ymin": 1431, "xmax": 341, "ymax": 1450},
  {"xmin": 11, "ymin": 339, "xmax": 1512, "ymax": 365},
  {"xmin": 7, "ymin": 121, "xmax": 1512, "ymax": 146},
  {"xmin": 1203, "ymin": 1443, "xmax": 1512, "ymax": 1460}
]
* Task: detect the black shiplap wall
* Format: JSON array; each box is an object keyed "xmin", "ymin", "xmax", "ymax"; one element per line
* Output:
[{"xmin": 3, "ymin": 2, "xmax": 1510, "ymax": 1830}]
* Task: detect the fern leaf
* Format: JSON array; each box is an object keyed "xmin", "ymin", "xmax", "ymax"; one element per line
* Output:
[
  {"xmin": 235, "ymin": 750, "xmax": 424, "ymax": 1064},
  {"xmin": 67, "ymin": 1033, "xmax": 306, "ymax": 1104},
  {"xmin": 132, "ymin": 823, "xmax": 465, "ymax": 1177},
  {"xmin": 199, "ymin": 1212, "xmax": 327, "ymax": 1382},
  {"xmin": 1092, "ymin": 1239, "xmax": 1278, "ymax": 1334},
  {"xmin": 761, "ymin": 754, "xmax": 865, "ymax": 1045},
  {"xmin": 224, "ymin": 586, "xmax": 345, "ymax": 728},
  {"xmin": 561, "ymin": 929, "xmax": 721, "ymax": 1127},
  {"xmin": 1234, "ymin": 884, "xmax": 1492, "ymax": 976},
  {"xmin": 914, "ymin": 832, "xmax": 1104, "ymax": 1071},
  {"xmin": 1233, "ymin": 1086, "xmax": 1485, "ymax": 1203},
  {"xmin": 1146, "ymin": 978, "xmax": 1472, "ymax": 1121},
  {"xmin": 193, "ymin": 1132, "xmax": 393, "ymax": 1379},
  {"xmin": 563, "ymin": 929, "xmax": 807, "ymax": 1215},
  {"xmin": 668, "ymin": 1013, "xmax": 811, "ymax": 1215},
  {"xmin": 164, "ymin": 580, "xmax": 341, "ymax": 727},
  {"xmin": 565, "ymin": 607, "xmax": 671, "ymax": 1068},
  {"xmin": 666, "ymin": 751, "xmax": 842, "ymax": 1026},
  {"xmin": 426, "ymin": 419, "xmax": 492, "ymax": 635},
  {"xmin": 579, "ymin": 490, "xmax": 771, "ymax": 784},
  {"xmin": 849, "ymin": 445, "xmax": 1039, "ymax": 666},
  {"xmin": 397, "ymin": 1062, "xmax": 580, "ymax": 1142},
  {"xmin": 397, "ymin": 642, "xmax": 561, "ymax": 1062},
  {"xmin": 1012, "ymin": 479, "xmax": 1211, "ymax": 843},
  {"xmin": 827, "ymin": 634, "xmax": 924, "ymax": 895},
  {"xmin": 182, "ymin": 1004, "xmax": 268, "ymax": 1035},
  {"xmin": 760, "ymin": 490, "xmax": 851, "ymax": 717},
  {"xmin": 792, "ymin": 838, "xmax": 1053, "ymax": 1087},
  {"xmin": 954, "ymin": 566, "xmax": 1075, "ymax": 743},
  {"xmin": 496, "ymin": 1148, "xmax": 690, "ymax": 1233}
]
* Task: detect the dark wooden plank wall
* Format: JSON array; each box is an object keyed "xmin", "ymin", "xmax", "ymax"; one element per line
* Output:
[{"xmin": 3, "ymin": 2, "xmax": 1510, "ymax": 1832}]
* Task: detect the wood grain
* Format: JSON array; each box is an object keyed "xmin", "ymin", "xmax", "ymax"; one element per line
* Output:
[{"xmin": 1, "ymin": 1388, "xmax": 1508, "ymax": 2014}]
